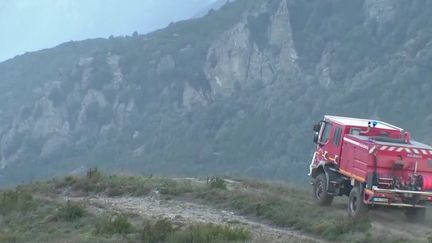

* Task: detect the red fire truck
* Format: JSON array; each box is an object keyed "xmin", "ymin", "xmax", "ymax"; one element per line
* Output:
[{"xmin": 309, "ymin": 116, "xmax": 432, "ymax": 220}]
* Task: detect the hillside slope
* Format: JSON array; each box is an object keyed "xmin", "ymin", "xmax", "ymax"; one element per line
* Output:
[
  {"xmin": 1, "ymin": 0, "xmax": 432, "ymax": 184},
  {"xmin": 2, "ymin": 173, "xmax": 432, "ymax": 242}
]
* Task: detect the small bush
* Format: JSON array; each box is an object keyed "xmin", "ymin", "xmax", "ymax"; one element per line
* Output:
[
  {"xmin": 71, "ymin": 171, "xmax": 106, "ymax": 193},
  {"xmin": 142, "ymin": 218, "xmax": 174, "ymax": 243},
  {"xmin": 0, "ymin": 189, "xmax": 34, "ymax": 215},
  {"xmin": 312, "ymin": 218, "xmax": 371, "ymax": 240},
  {"xmin": 208, "ymin": 177, "xmax": 227, "ymax": 190},
  {"xmin": 86, "ymin": 167, "xmax": 102, "ymax": 181},
  {"xmin": 56, "ymin": 200, "xmax": 86, "ymax": 221},
  {"xmin": 54, "ymin": 176, "xmax": 77, "ymax": 189},
  {"xmin": 72, "ymin": 179, "xmax": 103, "ymax": 194},
  {"xmin": 106, "ymin": 186, "xmax": 124, "ymax": 197},
  {"xmin": 159, "ymin": 180, "xmax": 196, "ymax": 196},
  {"xmin": 142, "ymin": 219, "xmax": 250, "ymax": 243},
  {"xmin": 65, "ymin": 175, "xmax": 76, "ymax": 184},
  {"xmin": 0, "ymin": 233, "xmax": 18, "ymax": 243},
  {"xmin": 95, "ymin": 214, "xmax": 133, "ymax": 235},
  {"xmin": 167, "ymin": 223, "xmax": 251, "ymax": 243}
]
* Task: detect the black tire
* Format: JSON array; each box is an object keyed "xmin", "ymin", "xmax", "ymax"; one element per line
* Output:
[
  {"xmin": 348, "ymin": 186, "xmax": 368, "ymax": 219},
  {"xmin": 405, "ymin": 207, "xmax": 426, "ymax": 222},
  {"xmin": 313, "ymin": 173, "xmax": 334, "ymax": 206}
]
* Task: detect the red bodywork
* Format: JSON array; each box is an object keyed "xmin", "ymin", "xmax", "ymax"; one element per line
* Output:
[{"xmin": 310, "ymin": 116, "xmax": 432, "ymax": 207}]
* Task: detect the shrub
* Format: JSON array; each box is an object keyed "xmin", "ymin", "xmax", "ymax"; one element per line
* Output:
[
  {"xmin": 72, "ymin": 178, "xmax": 104, "ymax": 193},
  {"xmin": 106, "ymin": 186, "xmax": 124, "ymax": 197},
  {"xmin": 0, "ymin": 189, "xmax": 34, "ymax": 215},
  {"xmin": 159, "ymin": 180, "xmax": 197, "ymax": 196},
  {"xmin": 0, "ymin": 233, "xmax": 18, "ymax": 243},
  {"xmin": 167, "ymin": 223, "xmax": 251, "ymax": 243},
  {"xmin": 54, "ymin": 176, "xmax": 77, "ymax": 189},
  {"xmin": 86, "ymin": 167, "xmax": 102, "ymax": 181},
  {"xmin": 64, "ymin": 175, "xmax": 77, "ymax": 184},
  {"xmin": 142, "ymin": 219, "xmax": 250, "ymax": 243},
  {"xmin": 56, "ymin": 200, "xmax": 86, "ymax": 221},
  {"xmin": 95, "ymin": 214, "xmax": 133, "ymax": 235},
  {"xmin": 208, "ymin": 177, "xmax": 227, "ymax": 190},
  {"xmin": 313, "ymin": 218, "xmax": 371, "ymax": 240},
  {"xmin": 142, "ymin": 218, "xmax": 174, "ymax": 243}
]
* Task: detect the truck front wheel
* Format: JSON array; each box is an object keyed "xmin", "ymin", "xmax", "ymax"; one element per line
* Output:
[
  {"xmin": 313, "ymin": 173, "xmax": 333, "ymax": 206},
  {"xmin": 348, "ymin": 186, "xmax": 368, "ymax": 218}
]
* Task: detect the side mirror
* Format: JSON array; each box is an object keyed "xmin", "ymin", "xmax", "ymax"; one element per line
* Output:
[
  {"xmin": 313, "ymin": 132, "xmax": 319, "ymax": 144},
  {"xmin": 313, "ymin": 123, "xmax": 321, "ymax": 132}
]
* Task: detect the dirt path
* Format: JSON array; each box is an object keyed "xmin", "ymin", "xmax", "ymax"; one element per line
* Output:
[
  {"xmin": 40, "ymin": 191, "xmax": 432, "ymax": 242},
  {"xmin": 57, "ymin": 195, "xmax": 324, "ymax": 243},
  {"xmin": 39, "ymin": 176, "xmax": 432, "ymax": 242},
  {"xmin": 328, "ymin": 198, "xmax": 432, "ymax": 242},
  {"xmin": 369, "ymin": 208, "xmax": 432, "ymax": 242}
]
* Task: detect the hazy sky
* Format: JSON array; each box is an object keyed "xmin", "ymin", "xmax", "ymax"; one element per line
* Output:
[{"xmin": 0, "ymin": 0, "xmax": 217, "ymax": 62}]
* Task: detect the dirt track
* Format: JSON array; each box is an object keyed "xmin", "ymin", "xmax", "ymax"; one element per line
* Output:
[
  {"xmin": 44, "ymin": 178, "xmax": 432, "ymax": 242},
  {"xmin": 60, "ymin": 195, "xmax": 323, "ymax": 243},
  {"xmin": 320, "ymin": 198, "xmax": 432, "ymax": 242},
  {"xmin": 369, "ymin": 208, "xmax": 432, "ymax": 242}
]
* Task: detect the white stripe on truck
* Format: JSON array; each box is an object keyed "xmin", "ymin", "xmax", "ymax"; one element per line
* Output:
[{"xmin": 343, "ymin": 138, "xmax": 432, "ymax": 154}]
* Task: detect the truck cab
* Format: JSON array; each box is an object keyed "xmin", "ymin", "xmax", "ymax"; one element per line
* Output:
[{"xmin": 310, "ymin": 116, "xmax": 432, "ymax": 219}]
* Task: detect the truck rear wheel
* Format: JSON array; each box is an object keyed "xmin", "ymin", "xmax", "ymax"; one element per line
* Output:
[
  {"xmin": 348, "ymin": 186, "xmax": 368, "ymax": 219},
  {"xmin": 405, "ymin": 207, "xmax": 426, "ymax": 222},
  {"xmin": 313, "ymin": 173, "xmax": 333, "ymax": 206}
]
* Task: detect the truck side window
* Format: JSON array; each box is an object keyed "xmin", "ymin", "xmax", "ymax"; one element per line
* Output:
[
  {"xmin": 333, "ymin": 127, "xmax": 342, "ymax": 146},
  {"xmin": 350, "ymin": 128, "xmax": 360, "ymax": 135},
  {"xmin": 321, "ymin": 123, "xmax": 332, "ymax": 143}
]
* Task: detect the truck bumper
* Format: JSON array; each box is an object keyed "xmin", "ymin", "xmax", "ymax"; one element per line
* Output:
[
  {"xmin": 364, "ymin": 186, "xmax": 432, "ymax": 207},
  {"xmin": 369, "ymin": 202, "xmax": 426, "ymax": 207},
  {"xmin": 371, "ymin": 186, "xmax": 432, "ymax": 196}
]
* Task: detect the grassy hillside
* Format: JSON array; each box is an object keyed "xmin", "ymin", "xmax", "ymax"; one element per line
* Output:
[
  {"xmin": 2, "ymin": 171, "xmax": 430, "ymax": 242},
  {"xmin": 0, "ymin": 173, "xmax": 252, "ymax": 243}
]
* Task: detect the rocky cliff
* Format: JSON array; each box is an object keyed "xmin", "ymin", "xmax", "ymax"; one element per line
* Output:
[{"xmin": 1, "ymin": 0, "xmax": 432, "ymax": 184}]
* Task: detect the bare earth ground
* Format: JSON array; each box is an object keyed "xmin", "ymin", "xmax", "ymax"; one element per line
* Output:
[
  {"xmin": 369, "ymin": 208, "xmax": 432, "ymax": 242},
  {"xmin": 318, "ymin": 197, "xmax": 432, "ymax": 242}
]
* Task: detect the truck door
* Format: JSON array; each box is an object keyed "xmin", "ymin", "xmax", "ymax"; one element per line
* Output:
[
  {"xmin": 330, "ymin": 126, "xmax": 343, "ymax": 163},
  {"xmin": 317, "ymin": 122, "xmax": 343, "ymax": 164}
]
